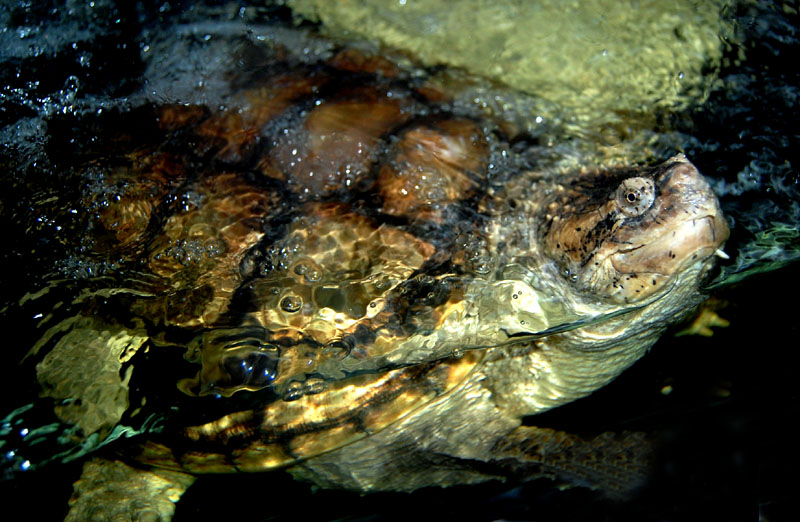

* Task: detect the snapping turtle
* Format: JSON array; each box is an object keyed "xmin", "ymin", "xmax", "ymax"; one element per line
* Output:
[{"xmin": 2, "ymin": 34, "xmax": 729, "ymax": 520}]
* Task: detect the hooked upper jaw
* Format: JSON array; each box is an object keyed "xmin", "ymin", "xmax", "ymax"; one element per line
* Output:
[{"xmin": 610, "ymin": 214, "xmax": 727, "ymax": 276}]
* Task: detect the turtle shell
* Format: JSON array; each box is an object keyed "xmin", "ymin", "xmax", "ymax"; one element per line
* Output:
[{"xmin": 4, "ymin": 30, "xmax": 729, "ymax": 499}]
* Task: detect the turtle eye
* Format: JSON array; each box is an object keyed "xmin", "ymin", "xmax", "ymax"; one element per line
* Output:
[{"xmin": 615, "ymin": 177, "xmax": 655, "ymax": 217}]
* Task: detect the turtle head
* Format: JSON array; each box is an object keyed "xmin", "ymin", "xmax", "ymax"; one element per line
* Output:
[{"xmin": 541, "ymin": 154, "xmax": 729, "ymax": 304}]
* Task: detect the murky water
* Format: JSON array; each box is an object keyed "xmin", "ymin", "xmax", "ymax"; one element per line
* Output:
[
  {"xmin": 289, "ymin": 0, "xmax": 728, "ymax": 139},
  {"xmin": 1, "ymin": 1, "xmax": 798, "ymax": 520}
]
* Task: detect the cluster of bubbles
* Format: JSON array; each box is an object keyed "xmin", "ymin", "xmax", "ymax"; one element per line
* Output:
[
  {"xmin": 154, "ymin": 237, "xmax": 226, "ymax": 269},
  {"xmin": 453, "ymin": 231, "xmax": 495, "ymax": 276}
]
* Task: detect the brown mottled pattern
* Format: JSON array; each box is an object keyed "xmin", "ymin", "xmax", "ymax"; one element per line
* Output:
[
  {"xmin": 194, "ymin": 73, "xmax": 326, "ymax": 162},
  {"xmin": 378, "ymin": 118, "xmax": 487, "ymax": 221}
]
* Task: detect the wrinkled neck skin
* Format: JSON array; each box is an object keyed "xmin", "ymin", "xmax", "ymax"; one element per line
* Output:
[
  {"xmin": 352, "ymin": 157, "xmax": 729, "ymax": 372},
  {"xmin": 483, "ymin": 254, "xmax": 713, "ymax": 418},
  {"xmin": 355, "ymin": 259, "xmax": 635, "ymax": 372}
]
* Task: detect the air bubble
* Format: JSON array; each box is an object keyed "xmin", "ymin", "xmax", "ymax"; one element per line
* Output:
[
  {"xmin": 472, "ymin": 261, "xmax": 491, "ymax": 275},
  {"xmin": 294, "ymin": 260, "xmax": 323, "ymax": 283},
  {"xmin": 304, "ymin": 377, "xmax": 326, "ymax": 395},
  {"xmin": 304, "ymin": 350, "xmax": 317, "ymax": 367},
  {"xmin": 304, "ymin": 268, "xmax": 322, "ymax": 283},
  {"xmin": 220, "ymin": 348, "xmax": 279, "ymax": 389},
  {"xmin": 374, "ymin": 278, "xmax": 392, "ymax": 291},
  {"xmin": 366, "ymin": 298, "xmax": 385, "ymax": 317},
  {"xmin": 467, "ymin": 248, "xmax": 493, "ymax": 275},
  {"xmin": 322, "ymin": 341, "xmax": 349, "ymax": 360},
  {"xmin": 280, "ymin": 295, "xmax": 302, "ymax": 313},
  {"xmin": 282, "ymin": 381, "xmax": 304, "ymax": 401}
]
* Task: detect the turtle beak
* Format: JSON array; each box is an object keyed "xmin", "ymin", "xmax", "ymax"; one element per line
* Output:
[{"xmin": 610, "ymin": 214, "xmax": 729, "ymax": 277}]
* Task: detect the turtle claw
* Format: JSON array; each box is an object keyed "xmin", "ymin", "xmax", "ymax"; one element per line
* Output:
[{"xmin": 676, "ymin": 307, "xmax": 730, "ymax": 337}]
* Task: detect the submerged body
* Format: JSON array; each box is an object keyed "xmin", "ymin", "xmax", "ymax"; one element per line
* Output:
[
  {"xmin": 4, "ymin": 33, "xmax": 728, "ymax": 519},
  {"xmin": 129, "ymin": 153, "xmax": 726, "ymax": 484}
]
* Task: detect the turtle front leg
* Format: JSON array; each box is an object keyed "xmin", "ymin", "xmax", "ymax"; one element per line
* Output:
[
  {"xmin": 67, "ymin": 458, "xmax": 195, "ymax": 521},
  {"xmin": 490, "ymin": 426, "xmax": 653, "ymax": 497}
]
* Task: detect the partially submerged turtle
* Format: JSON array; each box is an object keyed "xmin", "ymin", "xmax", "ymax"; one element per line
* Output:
[{"xmin": 3, "ymin": 33, "xmax": 729, "ymax": 520}]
